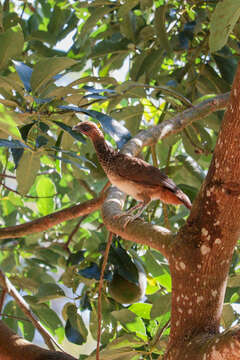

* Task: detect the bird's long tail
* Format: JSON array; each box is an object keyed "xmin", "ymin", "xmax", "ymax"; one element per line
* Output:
[{"xmin": 176, "ymin": 190, "xmax": 192, "ymax": 210}]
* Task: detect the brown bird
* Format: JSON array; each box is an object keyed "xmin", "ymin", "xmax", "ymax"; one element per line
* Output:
[{"xmin": 73, "ymin": 121, "xmax": 192, "ymax": 223}]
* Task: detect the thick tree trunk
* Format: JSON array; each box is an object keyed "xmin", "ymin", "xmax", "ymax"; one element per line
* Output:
[{"xmin": 164, "ymin": 62, "xmax": 240, "ymax": 359}]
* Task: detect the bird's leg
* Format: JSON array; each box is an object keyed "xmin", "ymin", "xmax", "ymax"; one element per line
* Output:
[
  {"xmin": 121, "ymin": 195, "xmax": 151, "ymax": 228},
  {"xmin": 124, "ymin": 202, "xmax": 143, "ymax": 215}
]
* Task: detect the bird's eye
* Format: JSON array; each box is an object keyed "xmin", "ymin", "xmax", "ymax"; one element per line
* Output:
[{"xmin": 81, "ymin": 124, "xmax": 91, "ymax": 131}]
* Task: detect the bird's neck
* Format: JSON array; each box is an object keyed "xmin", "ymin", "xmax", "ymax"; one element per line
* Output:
[{"xmin": 91, "ymin": 137, "xmax": 115, "ymax": 168}]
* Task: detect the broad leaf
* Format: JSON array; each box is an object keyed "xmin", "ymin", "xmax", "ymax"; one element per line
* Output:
[
  {"xmin": 0, "ymin": 25, "xmax": 24, "ymax": 70},
  {"xmin": 36, "ymin": 176, "xmax": 56, "ymax": 215},
  {"xmin": 209, "ymin": 0, "xmax": 240, "ymax": 52},
  {"xmin": 30, "ymin": 57, "xmax": 76, "ymax": 94},
  {"xmin": 35, "ymin": 283, "xmax": 65, "ymax": 303},
  {"xmin": 16, "ymin": 151, "xmax": 41, "ymax": 194}
]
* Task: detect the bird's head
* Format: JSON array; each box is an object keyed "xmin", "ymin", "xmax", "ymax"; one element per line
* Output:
[{"xmin": 72, "ymin": 121, "xmax": 104, "ymax": 140}]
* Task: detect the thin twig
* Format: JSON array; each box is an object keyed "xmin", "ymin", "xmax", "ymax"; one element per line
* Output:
[
  {"xmin": 150, "ymin": 319, "xmax": 171, "ymax": 350},
  {"xmin": 99, "ymin": 181, "xmax": 111, "ymax": 196},
  {"xmin": 1, "ymin": 183, "xmax": 57, "ymax": 199},
  {"xmin": 151, "ymin": 145, "xmax": 158, "ymax": 167},
  {"xmin": 183, "ymin": 128, "xmax": 207, "ymax": 155},
  {"xmin": 0, "ymin": 270, "xmax": 63, "ymax": 351},
  {"xmin": 0, "ymin": 174, "xmax": 16, "ymax": 179},
  {"xmin": 96, "ymin": 232, "xmax": 113, "ymax": 360},
  {"xmin": 163, "ymin": 147, "xmax": 172, "ymax": 230},
  {"xmin": 0, "ymin": 314, "xmax": 31, "ymax": 322},
  {"xmin": 64, "ymin": 215, "xmax": 88, "ymax": 251},
  {"xmin": 78, "ymin": 179, "xmax": 97, "ymax": 198}
]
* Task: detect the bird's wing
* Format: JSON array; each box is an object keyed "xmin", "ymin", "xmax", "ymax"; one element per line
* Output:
[{"xmin": 114, "ymin": 153, "xmax": 178, "ymax": 192}]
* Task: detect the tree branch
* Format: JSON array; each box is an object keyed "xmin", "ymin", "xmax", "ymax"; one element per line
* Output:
[
  {"xmin": 101, "ymin": 187, "xmax": 173, "ymax": 255},
  {"xmin": 0, "ymin": 194, "xmax": 105, "ymax": 240},
  {"xmin": 0, "ymin": 320, "xmax": 76, "ymax": 360},
  {"xmin": 122, "ymin": 92, "xmax": 229, "ymax": 156}
]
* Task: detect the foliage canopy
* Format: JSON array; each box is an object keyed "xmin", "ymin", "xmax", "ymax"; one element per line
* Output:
[{"xmin": 0, "ymin": 0, "xmax": 239, "ymax": 359}]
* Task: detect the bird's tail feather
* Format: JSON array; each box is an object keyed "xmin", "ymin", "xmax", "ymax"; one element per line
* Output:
[{"xmin": 177, "ymin": 191, "xmax": 192, "ymax": 210}]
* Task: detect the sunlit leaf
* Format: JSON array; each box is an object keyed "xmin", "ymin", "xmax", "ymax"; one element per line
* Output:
[{"xmin": 36, "ymin": 176, "xmax": 56, "ymax": 215}]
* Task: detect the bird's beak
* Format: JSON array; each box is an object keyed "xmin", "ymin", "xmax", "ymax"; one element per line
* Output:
[{"xmin": 72, "ymin": 123, "xmax": 82, "ymax": 131}]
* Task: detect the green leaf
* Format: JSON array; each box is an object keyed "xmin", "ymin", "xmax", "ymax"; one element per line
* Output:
[
  {"xmin": 0, "ymin": 110, "xmax": 22, "ymax": 139},
  {"xmin": 209, "ymin": 0, "xmax": 240, "ymax": 53},
  {"xmin": 0, "ymin": 24, "xmax": 24, "ymax": 70},
  {"xmin": 30, "ymin": 57, "xmax": 76, "ymax": 94},
  {"xmin": 52, "ymin": 120, "xmax": 86, "ymax": 143},
  {"xmin": 228, "ymin": 274, "xmax": 240, "ymax": 287},
  {"xmin": 65, "ymin": 304, "xmax": 88, "ymax": 344},
  {"xmin": 16, "ymin": 151, "xmax": 41, "ymax": 194},
  {"xmin": 33, "ymin": 304, "xmax": 63, "ymax": 334},
  {"xmin": 108, "ymin": 334, "xmax": 144, "ymax": 350},
  {"xmin": 177, "ymin": 155, "xmax": 205, "ymax": 186},
  {"xmin": 111, "ymin": 309, "xmax": 147, "ymax": 340},
  {"xmin": 3, "ymin": 301, "xmax": 18, "ymax": 333},
  {"xmin": 35, "ymin": 283, "xmax": 65, "ymax": 303},
  {"xmin": 221, "ymin": 303, "xmax": 236, "ymax": 328},
  {"xmin": 154, "ymin": 5, "xmax": 171, "ymax": 53},
  {"xmin": 120, "ymin": 11, "xmax": 137, "ymax": 43},
  {"xmin": 16, "ymin": 306, "xmax": 35, "ymax": 342},
  {"xmin": 111, "ymin": 104, "xmax": 143, "ymax": 136},
  {"xmin": 80, "ymin": 6, "xmax": 114, "ymax": 41},
  {"xmin": 87, "ymin": 348, "xmax": 140, "ymax": 360},
  {"xmin": 129, "ymin": 303, "xmax": 152, "ymax": 320},
  {"xmin": 149, "ymin": 293, "xmax": 171, "ymax": 319},
  {"xmin": 36, "ymin": 176, "xmax": 55, "ymax": 215}
]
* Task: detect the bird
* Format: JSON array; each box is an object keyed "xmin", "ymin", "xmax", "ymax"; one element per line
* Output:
[{"xmin": 72, "ymin": 121, "xmax": 192, "ymax": 224}]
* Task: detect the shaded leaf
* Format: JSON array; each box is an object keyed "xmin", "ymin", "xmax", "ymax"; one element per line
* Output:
[
  {"xmin": 0, "ymin": 25, "xmax": 24, "ymax": 70},
  {"xmin": 65, "ymin": 304, "xmax": 88, "ymax": 344},
  {"xmin": 16, "ymin": 151, "xmax": 41, "ymax": 194},
  {"xmin": 19, "ymin": 123, "xmax": 35, "ymax": 142},
  {"xmin": 35, "ymin": 283, "xmax": 65, "ymax": 303},
  {"xmin": 154, "ymin": 5, "xmax": 171, "ymax": 53},
  {"xmin": 11, "ymin": 148, "xmax": 24, "ymax": 169},
  {"xmin": 111, "ymin": 309, "xmax": 147, "ymax": 340},
  {"xmin": 65, "ymin": 319, "xmax": 85, "ymax": 345},
  {"xmin": 31, "ymin": 57, "xmax": 76, "ymax": 94},
  {"xmin": 209, "ymin": 0, "xmax": 240, "ymax": 52},
  {"xmin": 52, "ymin": 120, "xmax": 86, "ymax": 143},
  {"xmin": 49, "ymin": 154, "xmax": 89, "ymax": 171},
  {"xmin": 33, "ymin": 304, "xmax": 63, "ymax": 334}
]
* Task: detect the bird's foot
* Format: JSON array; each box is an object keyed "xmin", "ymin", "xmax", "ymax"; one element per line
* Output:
[
  {"xmin": 113, "ymin": 201, "xmax": 150, "ymax": 228},
  {"xmin": 113, "ymin": 212, "xmax": 140, "ymax": 228}
]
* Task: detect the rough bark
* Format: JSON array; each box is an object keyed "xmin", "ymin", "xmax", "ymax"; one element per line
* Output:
[{"xmin": 0, "ymin": 320, "xmax": 76, "ymax": 360}]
